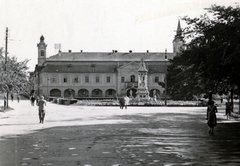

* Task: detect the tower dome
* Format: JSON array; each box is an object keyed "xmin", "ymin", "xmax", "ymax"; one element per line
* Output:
[{"xmin": 40, "ymin": 35, "xmax": 45, "ymax": 42}]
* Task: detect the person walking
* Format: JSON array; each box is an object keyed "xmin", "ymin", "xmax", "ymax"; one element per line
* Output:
[
  {"xmin": 11, "ymin": 94, "xmax": 14, "ymax": 101},
  {"xmin": 119, "ymin": 96, "xmax": 125, "ymax": 109},
  {"xmin": 36, "ymin": 96, "xmax": 39, "ymax": 106},
  {"xmin": 17, "ymin": 95, "xmax": 20, "ymax": 103},
  {"xmin": 37, "ymin": 96, "xmax": 46, "ymax": 124},
  {"xmin": 124, "ymin": 95, "xmax": 129, "ymax": 109},
  {"xmin": 225, "ymin": 98, "xmax": 232, "ymax": 120},
  {"xmin": 4, "ymin": 95, "xmax": 7, "ymax": 110},
  {"xmin": 30, "ymin": 96, "xmax": 35, "ymax": 106},
  {"xmin": 207, "ymin": 100, "xmax": 218, "ymax": 135}
]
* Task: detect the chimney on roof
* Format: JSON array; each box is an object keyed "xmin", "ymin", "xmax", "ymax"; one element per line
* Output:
[
  {"xmin": 129, "ymin": 50, "xmax": 132, "ymax": 53},
  {"xmin": 112, "ymin": 50, "xmax": 114, "ymax": 53},
  {"xmin": 80, "ymin": 50, "xmax": 83, "ymax": 53},
  {"xmin": 68, "ymin": 50, "xmax": 71, "ymax": 53},
  {"xmin": 146, "ymin": 50, "xmax": 149, "ymax": 53}
]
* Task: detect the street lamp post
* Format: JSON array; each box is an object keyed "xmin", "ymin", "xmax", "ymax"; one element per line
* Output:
[{"xmin": 165, "ymin": 49, "xmax": 167, "ymax": 106}]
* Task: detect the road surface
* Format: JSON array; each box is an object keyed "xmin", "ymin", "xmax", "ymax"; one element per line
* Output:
[{"xmin": 0, "ymin": 100, "xmax": 240, "ymax": 166}]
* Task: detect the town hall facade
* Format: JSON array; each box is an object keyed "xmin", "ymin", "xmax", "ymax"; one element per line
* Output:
[{"xmin": 34, "ymin": 20, "xmax": 183, "ymax": 99}]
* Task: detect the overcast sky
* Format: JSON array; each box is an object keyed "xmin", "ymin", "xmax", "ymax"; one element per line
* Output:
[{"xmin": 0, "ymin": 0, "xmax": 237, "ymax": 71}]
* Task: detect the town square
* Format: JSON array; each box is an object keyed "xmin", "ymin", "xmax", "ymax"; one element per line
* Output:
[
  {"xmin": 0, "ymin": 99, "xmax": 240, "ymax": 165},
  {"xmin": 1, "ymin": 0, "xmax": 240, "ymax": 166}
]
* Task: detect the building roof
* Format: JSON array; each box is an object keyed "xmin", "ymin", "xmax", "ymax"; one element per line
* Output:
[
  {"xmin": 40, "ymin": 51, "xmax": 171, "ymax": 73},
  {"xmin": 41, "ymin": 61, "xmax": 167, "ymax": 73},
  {"xmin": 47, "ymin": 51, "xmax": 175, "ymax": 62}
]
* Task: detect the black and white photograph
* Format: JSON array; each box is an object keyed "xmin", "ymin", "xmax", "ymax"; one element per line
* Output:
[{"xmin": 0, "ymin": 0, "xmax": 240, "ymax": 165}]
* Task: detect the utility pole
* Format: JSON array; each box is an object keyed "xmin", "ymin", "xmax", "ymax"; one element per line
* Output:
[
  {"xmin": 5, "ymin": 27, "xmax": 9, "ymax": 109},
  {"xmin": 165, "ymin": 48, "xmax": 167, "ymax": 106}
]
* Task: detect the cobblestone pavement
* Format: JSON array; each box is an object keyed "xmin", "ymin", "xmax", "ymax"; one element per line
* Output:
[{"xmin": 0, "ymin": 100, "xmax": 240, "ymax": 166}]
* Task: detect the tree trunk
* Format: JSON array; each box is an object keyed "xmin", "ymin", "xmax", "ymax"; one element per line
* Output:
[
  {"xmin": 208, "ymin": 91, "xmax": 212, "ymax": 105},
  {"xmin": 238, "ymin": 85, "xmax": 240, "ymax": 114},
  {"xmin": 6, "ymin": 91, "xmax": 9, "ymax": 109},
  {"xmin": 230, "ymin": 88, "xmax": 234, "ymax": 112}
]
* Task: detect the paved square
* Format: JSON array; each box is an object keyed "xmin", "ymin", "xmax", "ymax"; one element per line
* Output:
[{"xmin": 0, "ymin": 100, "xmax": 240, "ymax": 165}]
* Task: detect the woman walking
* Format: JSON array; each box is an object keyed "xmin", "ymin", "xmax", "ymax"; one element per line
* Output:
[
  {"xmin": 207, "ymin": 100, "xmax": 218, "ymax": 135},
  {"xmin": 225, "ymin": 98, "xmax": 232, "ymax": 120}
]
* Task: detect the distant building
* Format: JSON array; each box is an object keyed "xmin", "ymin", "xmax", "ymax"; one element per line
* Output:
[{"xmin": 34, "ymin": 20, "xmax": 183, "ymax": 99}]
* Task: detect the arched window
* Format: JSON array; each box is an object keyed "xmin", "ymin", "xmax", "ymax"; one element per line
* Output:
[
  {"xmin": 41, "ymin": 50, "xmax": 45, "ymax": 56},
  {"xmin": 130, "ymin": 75, "xmax": 135, "ymax": 82}
]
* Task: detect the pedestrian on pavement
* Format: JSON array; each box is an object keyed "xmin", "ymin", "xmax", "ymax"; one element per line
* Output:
[
  {"xmin": 124, "ymin": 95, "xmax": 129, "ymax": 109},
  {"xmin": 225, "ymin": 98, "xmax": 232, "ymax": 120},
  {"xmin": 206, "ymin": 100, "xmax": 211, "ymax": 120},
  {"xmin": 30, "ymin": 96, "xmax": 35, "ymax": 106},
  {"xmin": 207, "ymin": 100, "xmax": 218, "ymax": 135},
  {"xmin": 37, "ymin": 96, "xmax": 46, "ymax": 124},
  {"xmin": 119, "ymin": 96, "xmax": 125, "ymax": 109},
  {"xmin": 4, "ymin": 95, "xmax": 7, "ymax": 110},
  {"xmin": 11, "ymin": 94, "xmax": 14, "ymax": 101},
  {"xmin": 17, "ymin": 95, "xmax": 20, "ymax": 103},
  {"xmin": 36, "ymin": 96, "xmax": 39, "ymax": 105}
]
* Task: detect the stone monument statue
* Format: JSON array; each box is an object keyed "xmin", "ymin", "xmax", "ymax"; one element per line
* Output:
[{"xmin": 136, "ymin": 59, "xmax": 150, "ymax": 102}]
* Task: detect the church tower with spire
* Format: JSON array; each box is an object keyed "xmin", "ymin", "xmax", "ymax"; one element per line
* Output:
[
  {"xmin": 173, "ymin": 19, "xmax": 184, "ymax": 54},
  {"xmin": 37, "ymin": 35, "xmax": 47, "ymax": 66}
]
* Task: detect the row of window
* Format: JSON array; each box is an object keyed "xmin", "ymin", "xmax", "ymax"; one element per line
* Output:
[
  {"xmin": 50, "ymin": 76, "xmax": 112, "ymax": 84},
  {"xmin": 45, "ymin": 74, "xmax": 161, "ymax": 84},
  {"xmin": 120, "ymin": 75, "xmax": 136, "ymax": 83},
  {"xmin": 49, "ymin": 76, "xmax": 160, "ymax": 84},
  {"xmin": 121, "ymin": 76, "xmax": 160, "ymax": 83}
]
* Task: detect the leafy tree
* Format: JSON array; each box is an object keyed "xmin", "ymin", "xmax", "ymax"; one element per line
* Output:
[
  {"xmin": 167, "ymin": 5, "xmax": 240, "ymax": 105},
  {"xmin": 0, "ymin": 56, "xmax": 32, "ymax": 108}
]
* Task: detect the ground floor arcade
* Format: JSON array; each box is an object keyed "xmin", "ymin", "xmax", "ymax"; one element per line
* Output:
[{"xmin": 46, "ymin": 88, "xmax": 162, "ymax": 99}]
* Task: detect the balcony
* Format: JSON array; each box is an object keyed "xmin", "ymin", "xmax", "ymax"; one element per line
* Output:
[{"xmin": 125, "ymin": 82, "xmax": 138, "ymax": 88}]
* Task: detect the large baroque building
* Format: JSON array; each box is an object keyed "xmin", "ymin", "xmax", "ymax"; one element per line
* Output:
[{"xmin": 34, "ymin": 20, "xmax": 183, "ymax": 99}]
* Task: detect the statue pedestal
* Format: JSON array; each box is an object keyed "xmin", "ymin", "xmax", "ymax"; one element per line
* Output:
[{"xmin": 136, "ymin": 88, "xmax": 150, "ymax": 102}]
